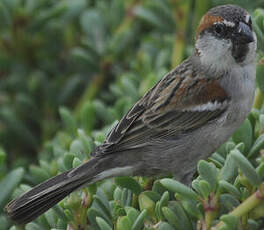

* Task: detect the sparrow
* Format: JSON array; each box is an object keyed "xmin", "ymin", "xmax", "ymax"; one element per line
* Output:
[{"xmin": 5, "ymin": 4, "xmax": 257, "ymax": 224}]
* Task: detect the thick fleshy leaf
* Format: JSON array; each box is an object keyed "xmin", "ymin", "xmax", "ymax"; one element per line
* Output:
[
  {"xmin": 221, "ymin": 153, "xmax": 237, "ymax": 182},
  {"xmin": 219, "ymin": 180, "xmax": 241, "ymax": 199},
  {"xmin": 198, "ymin": 160, "xmax": 218, "ymax": 191},
  {"xmin": 160, "ymin": 179, "xmax": 198, "ymax": 200},
  {"xmin": 132, "ymin": 209, "xmax": 147, "ymax": 230},
  {"xmin": 0, "ymin": 168, "xmax": 24, "ymax": 209},
  {"xmin": 232, "ymin": 119, "xmax": 253, "ymax": 153},
  {"xmin": 248, "ymin": 133, "xmax": 264, "ymax": 158},
  {"xmin": 115, "ymin": 177, "xmax": 142, "ymax": 195},
  {"xmin": 96, "ymin": 217, "xmax": 113, "ymax": 230},
  {"xmin": 230, "ymin": 149, "xmax": 261, "ymax": 186}
]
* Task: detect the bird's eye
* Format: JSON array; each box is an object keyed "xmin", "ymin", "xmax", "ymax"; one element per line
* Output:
[{"xmin": 214, "ymin": 24, "xmax": 226, "ymax": 36}]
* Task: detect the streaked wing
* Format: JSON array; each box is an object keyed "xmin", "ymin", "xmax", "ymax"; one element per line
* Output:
[{"xmin": 93, "ymin": 60, "xmax": 230, "ymax": 156}]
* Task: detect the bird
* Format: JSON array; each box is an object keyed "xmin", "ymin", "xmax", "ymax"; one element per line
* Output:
[{"xmin": 5, "ymin": 4, "xmax": 257, "ymax": 225}]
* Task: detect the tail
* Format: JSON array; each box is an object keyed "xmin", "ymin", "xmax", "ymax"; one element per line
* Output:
[{"xmin": 5, "ymin": 156, "xmax": 130, "ymax": 224}]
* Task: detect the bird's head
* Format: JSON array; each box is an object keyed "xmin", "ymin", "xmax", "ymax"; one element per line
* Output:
[{"xmin": 195, "ymin": 4, "xmax": 256, "ymax": 71}]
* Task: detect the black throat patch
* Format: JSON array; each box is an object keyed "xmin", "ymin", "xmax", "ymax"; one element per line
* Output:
[{"xmin": 232, "ymin": 42, "xmax": 249, "ymax": 63}]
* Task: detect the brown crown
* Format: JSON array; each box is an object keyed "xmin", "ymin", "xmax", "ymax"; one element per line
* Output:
[{"xmin": 196, "ymin": 14, "xmax": 224, "ymax": 39}]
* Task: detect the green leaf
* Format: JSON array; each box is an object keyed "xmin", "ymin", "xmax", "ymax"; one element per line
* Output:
[
  {"xmin": 256, "ymin": 61, "xmax": 264, "ymax": 94},
  {"xmin": 44, "ymin": 209, "xmax": 57, "ymax": 228},
  {"xmin": 160, "ymin": 178, "xmax": 198, "ymax": 200},
  {"xmin": 0, "ymin": 108, "xmax": 38, "ymax": 148},
  {"xmin": 133, "ymin": 5, "xmax": 173, "ymax": 32},
  {"xmin": 70, "ymin": 47, "xmax": 98, "ymax": 68},
  {"xmin": 96, "ymin": 217, "xmax": 113, "ymax": 230},
  {"xmin": 59, "ymin": 107, "xmax": 77, "ymax": 136},
  {"xmin": 81, "ymin": 101, "xmax": 96, "ymax": 134},
  {"xmin": 152, "ymin": 180, "xmax": 168, "ymax": 196},
  {"xmin": 235, "ymin": 143, "xmax": 245, "ymax": 154},
  {"xmin": 198, "ymin": 180, "xmax": 211, "ymax": 198},
  {"xmin": 198, "ymin": 160, "xmax": 218, "ymax": 191},
  {"xmin": 155, "ymin": 201, "xmax": 162, "ymax": 220},
  {"xmin": 80, "ymin": 9, "xmax": 106, "ymax": 55},
  {"xmin": 225, "ymin": 142, "xmax": 236, "ymax": 154},
  {"xmin": 63, "ymin": 152, "xmax": 75, "ymax": 170},
  {"xmin": 0, "ymin": 148, "xmax": 6, "ymax": 167},
  {"xmin": 72, "ymin": 157, "xmax": 82, "ymax": 168},
  {"xmin": 0, "ymin": 167, "xmax": 24, "ymax": 209},
  {"xmin": 29, "ymin": 165, "xmax": 50, "ymax": 183},
  {"xmin": 94, "ymin": 189, "xmax": 112, "ymax": 221},
  {"xmin": 25, "ymin": 223, "xmax": 43, "ymax": 230},
  {"xmin": 219, "ymin": 180, "xmax": 241, "ymax": 199},
  {"xmin": 125, "ymin": 207, "xmax": 140, "ymax": 224},
  {"xmin": 116, "ymin": 216, "xmax": 132, "ymax": 230},
  {"xmin": 141, "ymin": 191, "xmax": 161, "ymax": 202},
  {"xmin": 70, "ymin": 139, "xmax": 85, "ymax": 159},
  {"xmin": 0, "ymin": 2, "xmax": 10, "ymax": 26},
  {"xmin": 158, "ymin": 191, "xmax": 169, "ymax": 220},
  {"xmin": 158, "ymin": 222, "xmax": 174, "ymax": 230},
  {"xmin": 132, "ymin": 209, "xmax": 147, "ymax": 230},
  {"xmin": 160, "ymin": 192, "xmax": 169, "ymax": 207},
  {"xmin": 232, "ymin": 119, "xmax": 253, "ymax": 153},
  {"xmin": 221, "ymin": 153, "xmax": 237, "ymax": 182},
  {"xmin": 209, "ymin": 152, "xmax": 225, "ymax": 166},
  {"xmin": 0, "ymin": 215, "xmax": 8, "ymax": 230},
  {"xmin": 230, "ymin": 149, "xmax": 261, "ymax": 186},
  {"xmin": 248, "ymin": 133, "xmax": 264, "ymax": 158},
  {"xmin": 33, "ymin": 3, "xmax": 67, "ymax": 29},
  {"xmin": 77, "ymin": 129, "xmax": 93, "ymax": 154},
  {"xmin": 168, "ymin": 201, "xmax": 193, "ymax": 230},
  {"xmin": 175, "ymin": 194, "xmax": 202, "ymax": 219},
  {"xmin": 248, "ymin": 219, "xmax": 260, "ymax": 230},
  {"xmin": 52, "ymin": 205, "xmax": 68, "ymax": 222},
  {"xmin": 256, "ymin": 163, "xmax": 264, "ymax": 179},
  {"xmin": 87, "ymin": 208, "xmax": 107, "ymax": 229},
  {"xmin": 191, "ymin": 179, "xmax": 203, "ymax": 196},
  {"xmin": 138, "ymin": 193, "xmax": 156, "ymax": 218},
  {"xmin": 94, "ymin": 194, "xmax": 112, "ymax": 221},
  {"xmin": 220, "ymin": 214, "xmax": 238, "ymax": 230},
  {"xmin": 121, "ymin": 188, "xmax": 132, "ymax": 207},
  {"xmin": 60, "ymin": 0, "xmax": 87, "ymax": 20},
  {"xmin": 162, "ymin": 207, "xmax": 179, "ymax": 229},
  {"xmin": 115, "ymin": 176, "xmax": 142, "ymax": 195},
  {"xmin": 113, "ymin": 187, "xmax": 122, "ymax": 201}
]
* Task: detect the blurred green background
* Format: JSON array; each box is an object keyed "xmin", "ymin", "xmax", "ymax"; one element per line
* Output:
[{"xmin": 1, "ymin": 0, "xmax": 264, "ymax": 230}]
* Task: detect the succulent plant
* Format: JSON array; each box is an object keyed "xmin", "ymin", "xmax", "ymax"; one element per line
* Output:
[{"xmin": 1, "ymin": 0, "xmax": 264, "ymax": 230}]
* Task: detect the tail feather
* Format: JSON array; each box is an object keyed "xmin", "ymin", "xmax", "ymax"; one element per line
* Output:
[
  {"xmin": 5, "ymin": 157, "xmax": 107, "ymax": 224},
  {"xmin": 8, "ymin": 186, "xmax": 76, "ymax": 224}
]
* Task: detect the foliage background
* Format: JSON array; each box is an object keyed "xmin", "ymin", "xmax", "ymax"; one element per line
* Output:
[{"xmin": 1, "ymin": 0, "xmax": 264, "ymax": 229}]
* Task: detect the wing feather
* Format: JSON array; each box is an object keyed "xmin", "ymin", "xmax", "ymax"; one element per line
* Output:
[{"xmin": 93, "ymin": 60, "xmax": 230, "ymax": 156}]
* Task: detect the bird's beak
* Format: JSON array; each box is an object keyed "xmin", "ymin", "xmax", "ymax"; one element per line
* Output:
[{"xmin": 234, "ymin": 22, "xmax": 254, "ymax": 44}]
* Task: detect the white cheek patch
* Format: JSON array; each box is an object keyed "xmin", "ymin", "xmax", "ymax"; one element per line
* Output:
[
  {"xmin": 245, "ymin": 14, "xmax": 251, "ymax": 23},
  {"xmin": 195, "ymin": 34, "xmax": 234, "ymax": 72}
]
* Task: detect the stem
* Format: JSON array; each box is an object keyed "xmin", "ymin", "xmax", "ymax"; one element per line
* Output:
[
  {"xmin": 205, "ymin": 210, "xmax": 215, "ymax": 229},
  {"xmin": 74, "ymin": 0, "xmax": 139, "ymax": 116},
  {"xmin": 254, "ymin": 58, "xmax": 264, "ymax": 109},
  {"xmin": 74, "ymin": 59, "xmax": 112, "ymax": 117},
  {"xmin": 203, "ymin": 194, "xmax": 218, "ymax": 229},
  {"xmin": 215, "ymin": 185, "xmax": 264, "ymax": 229},
  {"xmin": 253, "ymin": 88, "xmax": 264, "ymax": 110},
  {"xmin": 193, "ymin": 0, "xmax": 211, "ymax": 30},
  {"xmin": 170, "ymin": 0, "xmax": 191, "ymax": 67}
]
